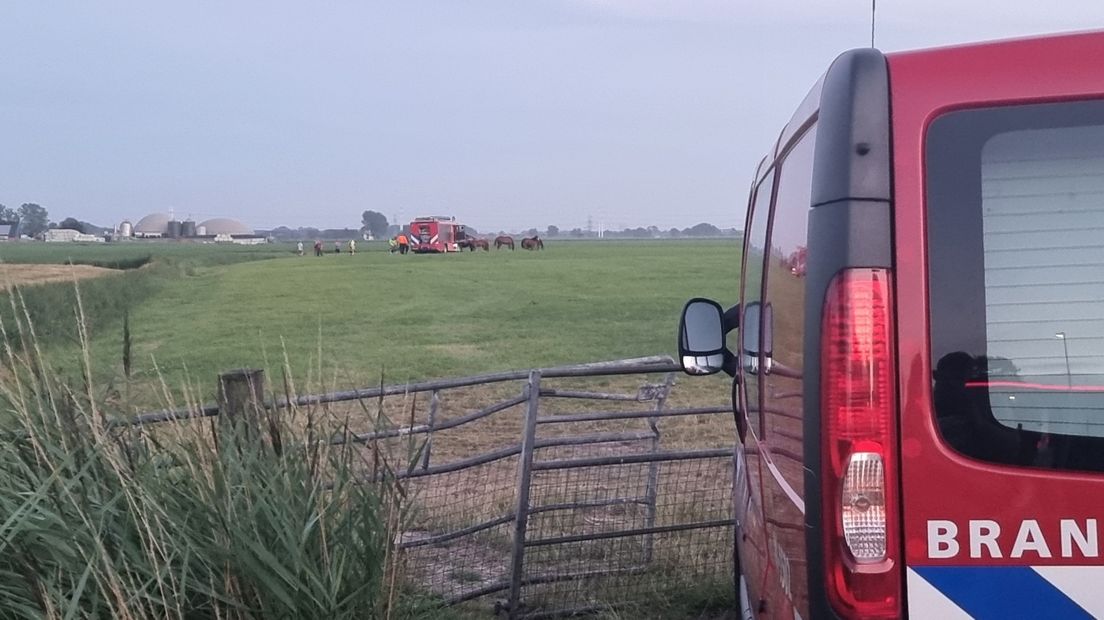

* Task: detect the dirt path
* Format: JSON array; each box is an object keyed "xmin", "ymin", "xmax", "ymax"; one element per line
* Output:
[{"xmin": 0, "ymin": 264, "xmax": 118, "ymax": 292}]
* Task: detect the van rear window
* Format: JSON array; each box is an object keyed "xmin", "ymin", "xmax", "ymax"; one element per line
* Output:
[{"xmin": 927, "ymin": 100, "xmax": 1104, "ymax": 473}]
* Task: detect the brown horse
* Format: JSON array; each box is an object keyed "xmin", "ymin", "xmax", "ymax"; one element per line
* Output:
[
  {"xmin": 494, "ymin": 235, "xmax": 515, "ymax": 250},
  {"xmin": 468, "ymin": 238, "xmax": 490, "ymax": 251},
  {"xmin": 521, "ymin": 235, "xmax": 544, "ymax": 250}
]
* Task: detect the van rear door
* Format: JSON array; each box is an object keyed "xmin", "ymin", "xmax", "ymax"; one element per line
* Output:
[{"xmin": 891, "ymin": 32, "xmax": 1104, "ymax": 618}]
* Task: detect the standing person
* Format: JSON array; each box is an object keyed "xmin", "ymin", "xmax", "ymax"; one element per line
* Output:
[
  {"xmin": 348, "ymin": 238, "xmax": 356, "ymax": 255},
  {"xmin": 314, "ymin": 240, "xmax": 323, "ymax": 257},
  {"xmin": 397, "ymin": 232, "xmax": 409, "ymax": 255},
  {"xmin": 296, "ymin": 241, "xmax": 304, "ymax": 256},
  {"xmin": 334, "ymin": 240, "xmax": 341, "ymax": 254}
]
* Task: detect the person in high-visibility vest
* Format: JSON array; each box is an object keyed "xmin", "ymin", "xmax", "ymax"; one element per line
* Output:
[
  {"xmin": 397, "ymin": 234, "xmax": 409, "ymax": 255},
  {"xmin": 388, "ymin": 237, "xmax": 398, "ymax": 254}
]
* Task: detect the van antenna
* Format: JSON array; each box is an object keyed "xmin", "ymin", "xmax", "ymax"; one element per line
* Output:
[{"xmin": 870, "ymin": 0, "xmax": 877, "ymax": 48}]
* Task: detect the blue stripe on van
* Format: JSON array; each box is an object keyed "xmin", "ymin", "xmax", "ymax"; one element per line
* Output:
[{"xmin": 911, "ymin": 566, "xmax": 1093, "ymax": 620}]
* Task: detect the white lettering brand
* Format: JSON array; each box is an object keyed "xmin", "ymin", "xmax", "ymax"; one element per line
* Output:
[
  {"xmin": 1062, "ymin": 519, "xmax": 1098, "ymax": 558},
  {"xmin": 1011, "ymin": 520, "xmax": 1052, "ymax": 559},
  {"xmin": 969, "ymin": 520, "xmax": 1002, "ymax": 558},
  {"xmin": 926, "ymin": 519, "xmax": 1101, "ymax": 560},
  {"xmin": 928, "ymin": 520, "xmax": 959, "ymax": 559}
]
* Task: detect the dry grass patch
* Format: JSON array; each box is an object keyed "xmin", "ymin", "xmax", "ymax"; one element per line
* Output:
[{"xmin": 0, "ymin": 263, "xmax": 118, "ymax": 291}]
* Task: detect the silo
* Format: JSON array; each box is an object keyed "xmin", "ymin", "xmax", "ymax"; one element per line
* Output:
[
  {"xmin": 118, "ymin": 220, "xmax": 133, "ymax": 238},
  {"xmin": 181, "ymin": 220, "xmax": 197, "ymax": 237},
  {"xmin": 167, "ymin": 220, "xmax": 182, "ymax": 238}
]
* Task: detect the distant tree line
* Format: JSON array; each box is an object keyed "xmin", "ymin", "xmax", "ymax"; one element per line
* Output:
[
  {"xmin": 0, "ymin": 203, "xmax": 50, "ymax": 236},
  {"xmin": 267, "ymin": 214, "xmax": 736, "ymax": 241},
  {"xmin": 55, "ymin": 217, "xmax": 110, "ymax": 235},
  {"xmin": 535, "ymin": 222, "xmax": 739, "ymax": 239},
  {"xmin": 1, "ymin": 202, "xmax": 112, "ymax": 237},
  {"xmin": 263, "ymin": 210, "xmax": 392, "ymax": 241},
  {"xmin": 262, "ymin": 226, "xmax": 363, "ymax": 241},
  {"xmin": 1, "ymin": 200, "xmax": 738, "ymax": 243}
]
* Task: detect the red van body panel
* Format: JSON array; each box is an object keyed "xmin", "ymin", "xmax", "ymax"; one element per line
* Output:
[
  {"xmin": 889, "ymin": 31, "xmax": 1104, "ymax": 616},
  {"xmin": 727, "ymin": 30, "xmax": 1104, "ymax": 620},
  {"xmin": 890, "ymin": 30, "xmax": 1104, "ymax": 561}
]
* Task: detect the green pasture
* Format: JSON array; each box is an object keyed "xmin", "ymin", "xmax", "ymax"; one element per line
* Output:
[
  {"xmin": 1, "ymin": 240, "xmax": 742, "ymax": 617},
  {"xmin": 3, "ymin": 239, "xmax": 740, "ymax": 407},
  {"xmin": 0, "ymin": 239, "xmax": 295, "ymax": 269}
]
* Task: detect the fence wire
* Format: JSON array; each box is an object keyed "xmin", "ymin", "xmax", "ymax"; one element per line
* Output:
[
  {"xmin": 132, "ymin": 357, "xmax": 735, "ymax": 617},
  {"xmin": 360, "ymin": 365, "xmax": 736, "ymax": 617}
]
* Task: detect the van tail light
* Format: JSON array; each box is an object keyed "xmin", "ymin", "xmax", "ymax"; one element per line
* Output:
[{"xmin": 821, "ymin": 269, "xmax": 902, "ymax": 619}]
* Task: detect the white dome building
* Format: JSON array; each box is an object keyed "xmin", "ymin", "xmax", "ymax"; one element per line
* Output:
[
  {"xmin": 199, "ymin": 218, "xmax": 253, "ymax": 236},
  {"xmin": 134, "ymin": 213, "xmax": 171, "ymax": 237}
]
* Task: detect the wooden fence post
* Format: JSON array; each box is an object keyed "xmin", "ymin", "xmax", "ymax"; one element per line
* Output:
[
  {"xmin": 218, "ymin": 368, "xmax": 266, "ymax": 423},
  {"xmin": 507, "ymin": 370, "xmax": 541, "ymax": 619}
]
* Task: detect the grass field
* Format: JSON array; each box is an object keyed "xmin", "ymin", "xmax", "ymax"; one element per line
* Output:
[
  {"xmin": 0, "ymin": 239, "xmax": 293, "ymax": 269},
  {"xmin": 2, "ymin": 239, "xmax": 740, "ymax": 409},
  {"xmin": 1, "ymin": 238, "xmax": 743, "ymax": 617}
]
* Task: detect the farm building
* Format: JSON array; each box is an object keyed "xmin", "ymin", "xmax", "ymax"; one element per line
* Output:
[
  {"xmin": 44, "ymin": 229, "xmax": 105, "ymax": 243},
  {"xmin": 214, "ymin": 234, "xmax": 266, "ymax": 245},
  {"xmin": 130, "ymin": 212, "xmax": 260, "ymax": 241},
  {"xmin": 133, "ymin": 213, "xmax": 171, "ymax": 237},
  {"xmin": 0, "ymin": 220, "xmax": 19, "ymax": 240},
  {"xmin": 44, "ymin": 228, "xmax": 81, "ymax": 242},
  {"xmin": 199, "ymin": 218, "xmax": 253, "ymax": 236}
]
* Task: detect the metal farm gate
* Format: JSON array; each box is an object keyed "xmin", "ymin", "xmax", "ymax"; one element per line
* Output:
[
  {"xmin": 363, "ymin": 357, "xmax": 736, "ymax": 618},
  {"xmin": 129, "ymin": 356, "xmax": 736, "ymax": 617}
]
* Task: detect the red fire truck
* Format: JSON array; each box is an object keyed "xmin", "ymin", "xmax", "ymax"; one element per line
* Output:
[
  {"xmin": 678, "ymin": 31, "xmax": 1104, "ymax": 619},
  {"xmin": 408, "ymin": 216, "xmax": 468, "ymax": 253}
]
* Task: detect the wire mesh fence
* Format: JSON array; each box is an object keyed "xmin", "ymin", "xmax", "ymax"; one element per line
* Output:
[
  {"xmin": 371, "ymin": 360, "xmax": 735, "ymax": 617},
  {"xmin": 126, "ymin": 356, "xmax": 735, "ymax": 617}
]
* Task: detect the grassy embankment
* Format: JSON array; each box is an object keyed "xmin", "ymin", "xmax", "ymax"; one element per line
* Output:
[{"xmin": 0, "ymin": 242, "xmax": 295, "ymax": 357}]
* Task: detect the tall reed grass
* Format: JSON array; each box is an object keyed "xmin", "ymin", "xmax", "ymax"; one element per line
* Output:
[{"xmin": 0, "ymin": 284, "xmax": 412, "ymax": 618}]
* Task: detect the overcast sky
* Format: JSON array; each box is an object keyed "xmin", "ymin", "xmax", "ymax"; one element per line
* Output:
[{"xmin": 2, "ymin": 2, "xmax": 1101, "ymax": 232}]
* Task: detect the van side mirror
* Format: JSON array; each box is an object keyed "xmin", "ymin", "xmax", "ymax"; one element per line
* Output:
[
  {"xmin": 678, "ymin": 298, "xmax": 739, "ymax": 376},
  {"xmin": 741, "ymin": 301, "xmax": 773, "ymax": 373}
]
